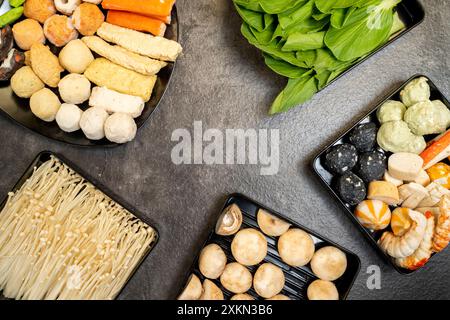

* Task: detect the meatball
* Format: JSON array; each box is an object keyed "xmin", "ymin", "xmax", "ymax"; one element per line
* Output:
[{"xmin": 324, "ymin": 143, "xmax": 358, "ymax": 175}]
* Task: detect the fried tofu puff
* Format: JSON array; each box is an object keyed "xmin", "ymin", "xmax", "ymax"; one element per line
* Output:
[{"xmin": 30, "ymin": 43, "xmax": 64, "ymax": 87}]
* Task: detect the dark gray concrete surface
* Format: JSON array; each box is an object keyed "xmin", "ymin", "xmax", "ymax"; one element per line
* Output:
[{"xmin": 0, "ymin": 0, "xmax": 449, "ymax": 300}]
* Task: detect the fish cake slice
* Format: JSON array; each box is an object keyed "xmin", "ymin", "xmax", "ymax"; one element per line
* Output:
[{"xmin": 84, "ymin": 58, "xmax": 156, "ymax": 101}]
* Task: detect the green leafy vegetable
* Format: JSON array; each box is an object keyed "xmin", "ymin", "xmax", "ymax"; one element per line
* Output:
[
  {"xmin": 270, "ymin": 76, "xmax": 318, "ymax": 114},
  {"xmin": 282, "ymin": 31, "xmax": 325, "ymax": 51},
  {"xmin": 233, "ymin": 0, "xmax": 404, "ymax": 114}
]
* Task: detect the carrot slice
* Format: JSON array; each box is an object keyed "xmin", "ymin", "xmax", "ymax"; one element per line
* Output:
[
  {"xmin": 107, "ymin": 10, "xmax": 167, "ymax": 36},
  {"xmin": 420, "ymin": 129, "xmax": 450, "ymax": 168},
  {"xmin": 102, "ymin": 0, "xmax": 176, "ymax": 17}
]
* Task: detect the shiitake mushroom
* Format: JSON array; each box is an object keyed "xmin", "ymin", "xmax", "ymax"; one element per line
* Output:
[
  {"xmin": 0, "ymin": 26, "xmax": 14, "ymax": 62},
  {"xmin": 215, "ymin": 204, "xmax": 243, "ymax": 236},
  {"xmin": 0, "ymin": 48, "xmax": 24, "ymax": 81},
  {"xmin": 177, "ymin": 274, "xmax": 203, "ymax": 300},
  {"xmin": 198, "ymin": 243, "xmax": 227, "ymax": 279},
  {"xmin": 257, "ymin": 209, "xmax": 291, "ymax": 237},
  {"xmin": 199, "ymin": 279, "xmax": 224, "ymax": 300}
]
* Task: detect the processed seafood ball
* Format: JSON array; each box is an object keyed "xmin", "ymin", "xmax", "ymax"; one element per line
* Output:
[
  {"xmin": 253, "ymin": 263, "xmax": 285, "ymax": 299},
  {"xmin": 72, "ymin": 3, "xmax": 105, "ymax": 36},
  {"xmin": 12, "ymin": 19, "xmax": 45, "ymax": 51},
  {"xmin": 24, "ymin": 0, "xmax": 56, "ymax": 24},
  {"xmin": 278, "ymin": 228, "xmax": 315, "ymax": 267},
  {"xmin": 349, "ymin": 123, "xmax": 378, "ymax": 153},
  {"xmin": 58, "ymin": 74, "xmax": 91, "ymax": 104},
  {"xmin": 54, "ymin": 0, "xmax": 81, "ymax": 15},
  {"xmin": 198, "ymin": 243, "xmax": 227, "ymax": 280},
  {"xmin": 55, "ymin": 103, "xmax": 83, "ymax": 133},
  {"xmin": 231, "ymin": 228, "xmax": 267, "ymax": 266},
  {"xmin": 80, "ymin": 107, "xmax": 108, "ymax": 140},
  {"xmin": 220, "ymin": 262, "xmax": 252, "ymax": 294},
  {"xmin": 324, "ymin": 143, "xmax": 358, "ymax": 175},
  {"xmin": 400, "ymin": 77, "xmax": 430, "ymax": 107},
  {"xmin": 335, "ymin": 172, "xmax": 366, "ymax": 206},
  {"xmin": 44, "ymin": 15, "xmax": 78, "ymax": 47},
  {"xmin": 311, "ymin": 246, "xmax": 347, "ymax": 281},
  {"xmin": 355, "ymin": 151, "xmax": 386, "ymax": 184},
  {"xmin": 59, "ymin": 39, "xmax": 94, "ymax": 74},
  {"xmin": 307, "ymin": 280, "xmax": 339, "ymax": 300},
  {"xmin": 377, "ymin": 100, "xmax": 406, "ymax": 124},
  {"xmin": 11, "ymin": 66, "xmax": 44, "ymax": 98},
  {"xmin": 30, "ymin": 88, "xmax": 61, "ymax": 122},
  {"xmin": 104, "ymin": 113, "xmax": 137, "ymax": 144}
]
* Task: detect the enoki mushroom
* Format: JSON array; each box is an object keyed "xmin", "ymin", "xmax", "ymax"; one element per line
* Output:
[{"xmin": 0, "ymin": 156, "xmax": 156, "ymax": 300}]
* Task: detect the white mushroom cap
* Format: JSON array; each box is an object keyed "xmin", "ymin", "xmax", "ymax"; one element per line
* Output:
[
  {"xmin": 104, "ymin": 113, "xmax": 137, "ymax": 144},
  {"xmin": 55, "ymin": 103, "xmax": 83, "ymax": 132},
  {"xmin": 80, "ymin": 107, "xmax": 108, "ymax": 140},
  {"xmin": 307, "ymin": 280, "xmax": 339, "ymax": 300}
]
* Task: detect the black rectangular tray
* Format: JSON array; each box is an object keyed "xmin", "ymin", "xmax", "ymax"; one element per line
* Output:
[
  {"xmin": 325, "ymin": 0, "xmax": 425, "ymax": 89},
  {"xmin": 312, "ymin": 75, "xmax": 450, "ymax": 275},
  {"xmin": 0, "ymin": 151, "xmax": 159, "ymax": 299},
  {"xmin": 178, "ymin": 193, "xmax": 361, "ymax": 300}
]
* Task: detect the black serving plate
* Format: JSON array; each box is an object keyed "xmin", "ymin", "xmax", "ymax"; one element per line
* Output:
[
  {"xmin": 0, "ymin": 151, "xmax": 160, "ymax": 299},
  {"xmin": 178, "ymin": 193, "xmax": 361, "ymax": 300},
  {"xmin": 0, "ymin": 4, "xmax": 179, "ymax": 147},
  {"xmin": 312, "ymin": 75, "xmax": 450, "ymax": 274},
  {"xmin": 324, "ymin": 0, "xmax": 425, "ymax": 90}
]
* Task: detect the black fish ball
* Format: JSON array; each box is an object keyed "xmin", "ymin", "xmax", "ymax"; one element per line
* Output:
[
  {"xmin": 355, "ymin": 151, "xmax": 386, "ymax": 184},
  {"xmin": 349, "ymin": 122, "xmax": 378, "ymax": 152},
  {"xmin": 336, "ymin": 172, "xmax": 367, "ymax": 206},
  {"xmin": 324, "ymin": 143, "xmax": 358, "ymax": 175}
]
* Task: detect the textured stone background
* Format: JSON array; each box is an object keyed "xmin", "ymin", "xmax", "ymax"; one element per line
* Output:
[{"xmin": 0, "ymin": 0, "xmax": 449, "ymax": 300}]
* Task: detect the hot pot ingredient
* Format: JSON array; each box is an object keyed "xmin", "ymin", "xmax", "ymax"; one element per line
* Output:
[
  {"xmin": 349, "ymin": 123, "xmax": 378, "ymax": 153},
  {"xmin": 30, "ymin": 43, "xmax": 64, "ymax": 87},
  {"xmin": 215, "ymin": 203, "xmax": 243, "ymax": 236},
  {"xmin": 404, "ymin": 100, "xmax": 450, "ymax": 136},
  {"xmin": 377, "ymin": 120, "xmax": 426, "ymax": 154},
  {"xmin": 198, "ymin": 243, "xmax": 227, "ymax": 280},
  {"xmin": 43, "ymin": 14, "xmax": 78, "ymax": 47},
  {"xmin": 355, "ymin": 151, "xmax": 387, "ymax": 184},
  {"xmin": 231, "ymin": 293, "xmax": 254, "ymax": 300},
  {"xmin": 377, "ymin": 100, "xmax": 406, "ymax": 124},
  {"xmin": 400, "ymin": 76, "xmax": 430, "ymax": 107},
  {"xmin": 30, "ymin": 88, "xmax": 61, "ymax": 122},
  {"xmin": 220, "ymin": 262, "xmax": 253, "ymax": 294},
  {"xmin": 324, "ymin": 143, "xmax": 358, "ymax": 175},
  {"xmin": 12, "ymin": 18, "xmax": 45, "ymax": 51},
  {"xmin": 177, "ymin": 274, "xmax": 203, "ymax": 301},
  {"xmin": 58, "ymin": 73, "xmax": 91, "ymax": 104},
  {"xmin": 55, "ymin": 103, "xmax": 83, "ymax": 133},
  {"xmin": 24, "ymin": 0, "xmax": 56, "ymax": 24},
  {"xmin": 104, "ymin": 113, "xmax": 137, "ymax": 144},
  {"xmin": 253, "ymin": 263, "xmax": 285, "ymax": 299},
  {"xmin": 307, "ymin": 280, "xmax": 339, "ymax": 301},
  {"xmin": 72, "ymin": 3, "xmax": 105, "ymax": 36},
  {"xmin": 54, "ymin": 0, "xmax": 81, "ymax": 16},
  {"xmin": 257, "ymin": 209, "xmax": 291, "ymax": 237},
  {"xmin": 0, "ymin": 157, "xmax": 156, "ymax": 300},
  {"xmin": 79, "ymin": 107, "xmax": 109, "ymax": 140},
  {"xmin": 310, "ymin": 246, "xmax": 347, "ymax": 281},
  {"xmin": 59, "ymin": 39, "xmax": 94, "ymax": 74},
  {"xmin": 89, "ymin": 86, "xmax": 145, "ymax": 118},
  {"xmin": 199, "ymin": 280, "xmax": 224, "ymax": 300},
  {"xmin": 231, "ymin": 228, "xmax": 267, "ymax": 266},
  {"xmin": 277, "ymin": 228, "xmax": 315, "ymax": 267},
  {"xmin": 354, "ymin": 200, "xmax": 391, "ymax": 231},
  {"xmin": 10, "ymin": 65, "xmax": 44, "ymax": 98},
  {"xmin": 335, "ymin": 171, "xmax": 366, "ymax": 206}
]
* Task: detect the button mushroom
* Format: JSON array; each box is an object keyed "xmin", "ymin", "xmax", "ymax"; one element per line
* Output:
[
  {"xmin": 215, "ymin": 203, "xmax": 243, "ymax": 236},
  {"xmin": 231, "ymin": 228, "xmax": 267, "ymax": 266},
  {"xmin": 310, "ymin": 246, "xmax": 348, "ymax": 281},
  {"xmin": 198, "ymin": 243, "xmax": 227, "ymax": 279},
  {"xmin": 267, "ymin": 294, "xmax": 291, "ymax": 300},
  {"xmin": 253, "ymin": 263, "xmax": 285, "ymax": 299},
  {"xmin": 230, "ymin": 293, "xmax": 254, "ymax": 300},
  {"xmin": 199, "ymin": 279, "xmax": 224, "ymax": 300},
  {"xmin": 0, "ymin": 48, "xmax": 25, "ymax": 81},
  {"xmin": 177, "ymin": 274, "xmax": 203, "ymax": 300},
  {"xmin": 257, "ymin": 209, "xmax": 291, "ymax": 237},
  {"xmin": 220, "ymin": 262, "xmax": 253, "ymax": 294},
  {"xmin": 307, "ymin": 279, "xmax": 339, "ymax": 300},
  {"xmin": 278, "ymin": 228, "xmax": 315, "ymax": 267}
]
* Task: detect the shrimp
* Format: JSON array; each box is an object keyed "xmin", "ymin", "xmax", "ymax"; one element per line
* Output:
[
  {"xmin": 378, "ymin": 210, "xmax": 427, "ymax": 258},
  {"xmin": 432, "ymin": 195, "xmax": 450, "ymax": 252},
  {"xmin": 396, "ymin": 211, "xmax": 435, "ymax": 270}
]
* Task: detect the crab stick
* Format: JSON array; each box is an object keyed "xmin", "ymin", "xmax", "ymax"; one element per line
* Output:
[
  {"xmin": 107, "ymin": 10, "xmax": 167, "ymax": 36},
  {"xmin": 102, "ymin": 0, "xmax": 176, "ymax": 17},
  {"xmin": 420, "ymin": 129, "xmax": 450, "ymax": 169}
]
